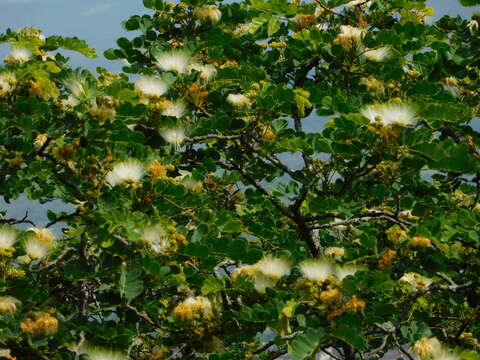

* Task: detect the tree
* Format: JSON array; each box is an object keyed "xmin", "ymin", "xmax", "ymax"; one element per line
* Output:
[{"xmin": 0, "ymin": 0, "xmax": 479, "ymax": 359}]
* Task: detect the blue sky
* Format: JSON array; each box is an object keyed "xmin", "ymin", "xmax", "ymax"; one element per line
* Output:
[{"xmin": 0, "ymin": 0, "xmax": 479, "ymax": 71}]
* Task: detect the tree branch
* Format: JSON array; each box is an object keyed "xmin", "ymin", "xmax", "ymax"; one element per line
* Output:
[
  {"xmin": 185, "ymin": 134, "xmax": 243, "ymax": 143},
  {"xmin": 0, "ymin": 210, "xmax": 36, "ymax": 226},
  {"xmin": 35, "ymin": 247, "xmax": 75, "ymax": 272},
  {"xmin": 308, "ymin": 211, "xmax": 412, "ymax": 230}
]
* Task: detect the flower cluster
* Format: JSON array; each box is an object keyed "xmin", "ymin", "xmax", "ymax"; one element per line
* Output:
[
  {"xmin": 334, "ymin": 25, "xmax": 364, "ymax": 47},
  {"xmin": 232, "ymin": 257, "xmax": 290, "ymax": 293},
  {"xmin": 299, "ymin": 259, "xmax": 363, "ymax": 283},
  {"xmin": 361, "ymin": 103, "xmax": 417, "ymax": 126},
  {"xmin": 400, "ymin": 272, "xmax": 432, "ymax": 291},
  {"xmin": 172, "ymin": 296, "xmax": 213, "ymax": 321},
  {"xmin": 24, "ymin": 227, "xmax": 55, "ymax": 260},
  {"xmin": 105, "ymin": 159, "xmax": 144, "ymax": 187},
  {"xmin": 193, "ymin": 5, "xmax": 222, "ymax": 24},
  {"xmin": 0, "ymin": 296, "xmax": 21, "ymax": 314},
  {"xmin": 20, "ymin": 312, "xmax": 59, "ymax": 337},
  {"xmin": 0, "ymin": 226, "xmax": 17, "ymax": 251},
  {"xmin": 412, "ymin": 337, "xmax": 461, "ymax": 360},
  {"xmin": 141, "ymin": 223, "xmax": 187, "ymax": 255}
]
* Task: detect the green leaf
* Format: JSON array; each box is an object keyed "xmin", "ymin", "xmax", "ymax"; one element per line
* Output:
[
  {"xmin": 268, "ymin": 15, "xmax": 281, "ymax": 37},
  {"xmin": 333, "ymin": 325, "xmax": 365, "ymax": 350},
  {"xmin": 249, "ymin": 14, "xmax": 270, "ymax": 34},
  {"xmin": 289, "ymin": 328, "xmax": 325, "ymax": 360},
  {"xmin": 459, "ymin": 0, "xmax": 480, "ymax": 6},
  {"xmin": 119, "ymin": 266, "xmax": 144, "ymax": 301},
  {"xmin": 201, "ymin": 277, "xmax": 225, "ymax": 295},
  {"xmin": 45, "ymin": 36, "xmax": 98, "ymax": 58}
]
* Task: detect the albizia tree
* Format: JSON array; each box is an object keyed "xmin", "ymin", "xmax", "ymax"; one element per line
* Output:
[{"xmin": 0, "ymin": 0, "xmax": 479, "ymax": 359}]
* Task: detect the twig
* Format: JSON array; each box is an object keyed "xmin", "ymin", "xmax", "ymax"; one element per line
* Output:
[
  {"xmin": 35, "ymin": 247, "xmax": 75, "ymax": 271},
  {"xmin": 308, "ymin": 211, "xmax": 412, "ymax": 230},
  {"xmin": 165, "ymin": 344, "xmax": 188, "ymax": 360},
  {"xmin": 393, "ymin": 333, "xmax": 415, "ymax": 360},
  {"xmin": 46, "ymin": 210, "xmax": 80, "ymax": 228},
  {"xmin": 127, "ymin": 304, "xmax": 155, "ymax": 325},
  {"xmin": 252, "ymin": 332, "xmax": 303, "ymax": 354},
  {"xmin": 0, "ymin": 210, "xmax": 36, "ymax": 226},
  {"xmin": 185, "ymin": 134, "xmax": 243, "ymax": 143}
]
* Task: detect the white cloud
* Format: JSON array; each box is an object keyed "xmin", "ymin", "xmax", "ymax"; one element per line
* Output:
[{"xmin": 82, "ymin": 2, "xmax": 113, "ymax": 16}]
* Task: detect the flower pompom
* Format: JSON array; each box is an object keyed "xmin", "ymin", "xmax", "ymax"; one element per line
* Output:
[
  {"xmin": 0, "ymin": 296, "xmax": 21, "ymax": 314},
  {"xmin": 105, "ymin": 159, "xmax": 144, "ymax": 187},
  {"xmin": 412, "ymin": 337, "xmax": 442, "ymax": 358},
  {"xmin": 0, "ymin": 226, "xmax": 17, "ymax": 249},
  {"xmin": 8, "ymin": 46, "xmax": 32, "ymax": 63},
  {"xmin": 227, "ymin": 93, "xmax": 251, "ymax": 107},
  {"xmin": 324, "ymin": 247, "xmax": 345, "ymax": 257},
  {"xmin": 162, "ymin": 100, "xmax": 186, "ymax": 118},
  {"xmin": 155, "ymin": 50, "xmax": 191, "ymax": 74},
  {"xmin": 135, "ymin": 76, "xmax": 169, "ymax": 98},
  {"xmin": 173, "ymin": 296, "xmax": 213, "ymax": 321},
  {"xmin": 400, "ymin": 272, "xmax": 432, "ymax": 291},
  {"xmin": 335, "ymin": 265, "xmax": 362, "ymax": 281},
  {"xmin": 334, "ymin": 25, "xmax": 364, "ymax": 46},
  {"xmin": 254, "ymin": 257, "xmax": 291, "ymax": 280},
  {"xmin": 161, "ymin": 128, "xmax": 186, "ymax": 148},
  {"xmin": 361, "ymin": 103, "xmax": 417, "ymax": 126},
  {"xmin": 299, "ymin": 259, "xmax": 334, "ymax": 283},
  {"xmin": 0, "ymin": 73, "xmax": 16, "ymax": 94},
  {"xmin": 194, "ymin": 5, "xmax": 222, "ymax": 24},
  {"xmin": 188, "ymin": 63, "xmax": 217, "ymax": 81},
  {"xmin": 23, "ymin": 227, "xmax": 55, "ymax": 260},
  {"xmin": 364, "ymin": 47, "xmax": 390, "ymax": 62}
]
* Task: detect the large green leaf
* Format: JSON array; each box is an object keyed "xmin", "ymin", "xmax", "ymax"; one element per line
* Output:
[
  {"xmin": 289, "ymin": 328, "xmax": 325, "ymax": 360},
  {"xmin": 119, "ymin": 266, "xmax": 144, "ymax": 301}
]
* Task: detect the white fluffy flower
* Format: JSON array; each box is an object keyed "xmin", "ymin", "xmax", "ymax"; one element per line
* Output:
[
  {"xmin": 24, "ymin": 238, "xmax": 51, "ymax": 260},
  {"xmin": 324, "ymin": 247, "xmax": 345, "ymax": 257},
  {"xmin": 227, "ymin": 93, "xmax": 251, "ymax": 107},
  {"xmin": 361, "ymin": 103, "xmax": 417, "ymax": 126},
  {"xmin": 141, "ymin": 224, "xmax": 171, "ymax": 254},
  {"xmin": 76, "ymin": 345, "xmax": 126, "ymax": 360},
  {"xmin": 64, "ymin": 78, "xmax": 86, "ymax": 99},
  {"xmin": 0, "ymin": 73, "xmax": 16, "ymax": 94},
  {"xmin": 9, "ymin": 46, "xmax": 32, "ymax": 63},
  {"xmin": 339, "ymin": 25, "xmax": 364, "ymax": 43},
  {"xmin": 188, "ymin": 63, "xmax": 217, "ymax": 81},
  {"xmin": 0, "ymin": 227, "xmax": 17, "ymax": 249},
  {"xmin": 335, "ymin": 265, "xmax": 362, "ymax": 280},
  {"xmin": 364, "ymin": 47, "xmax": 390, "ymax": 62},
  {"xmin": 412, "ymin": 337, "xmax": 443, "ymax": 358},
  {"xmin": 105, "ymin": 160, "xmax": 144, "ymax": 187},
  {"xmin": 177, "ymin": 171, "xmax": 203, "ymax": 193},
  {"xmin": 0, "ymin": 296, "xmax": 21, "ymax": 314},
  {"xmin": 253, "ymin": 275, "xmax": 277, "ymax": 294},
  {"xmin": 194, "ymin": 5, "xmax": 222, "ymax": 24},
  {"xmin": 467, "ymin": 20, "xmax": 479, "ymax": 32},
  {"xmin": 346, "ymin": 0, "xmax": 372, "ymax": 7},
  {"xmin": 161, "ymin": 128, "xmax": 186, "ymax": 147},
  {"xmin": 162, "ymin": 100, "xmax": 186, "ymax": 118},
  {"xmin": 299, "ymin": 259, "xmax": 333, "ymax": 282},
  {"xmin": 155, "ymin": 51, "xmax": 190, "ymax": 74},
  {"xmin": 255, "ymin": 257, "xmax": 290, "ymax": 280},
  {"xmin": 400, "ymin": 272, "xmax": 432, "ymax": 290},
  {"xmin": 135, "ymin": 76, "xmax": 169, "ymax": 98},
  {"xmin": 61, "ymin": 95, "xmax": 80, "ymax": 109}
]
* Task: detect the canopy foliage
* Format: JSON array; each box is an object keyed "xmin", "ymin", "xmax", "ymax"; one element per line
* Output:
[{"xmin": 0, "ymin": 0, "xmax": 479, "ymax": 359}]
